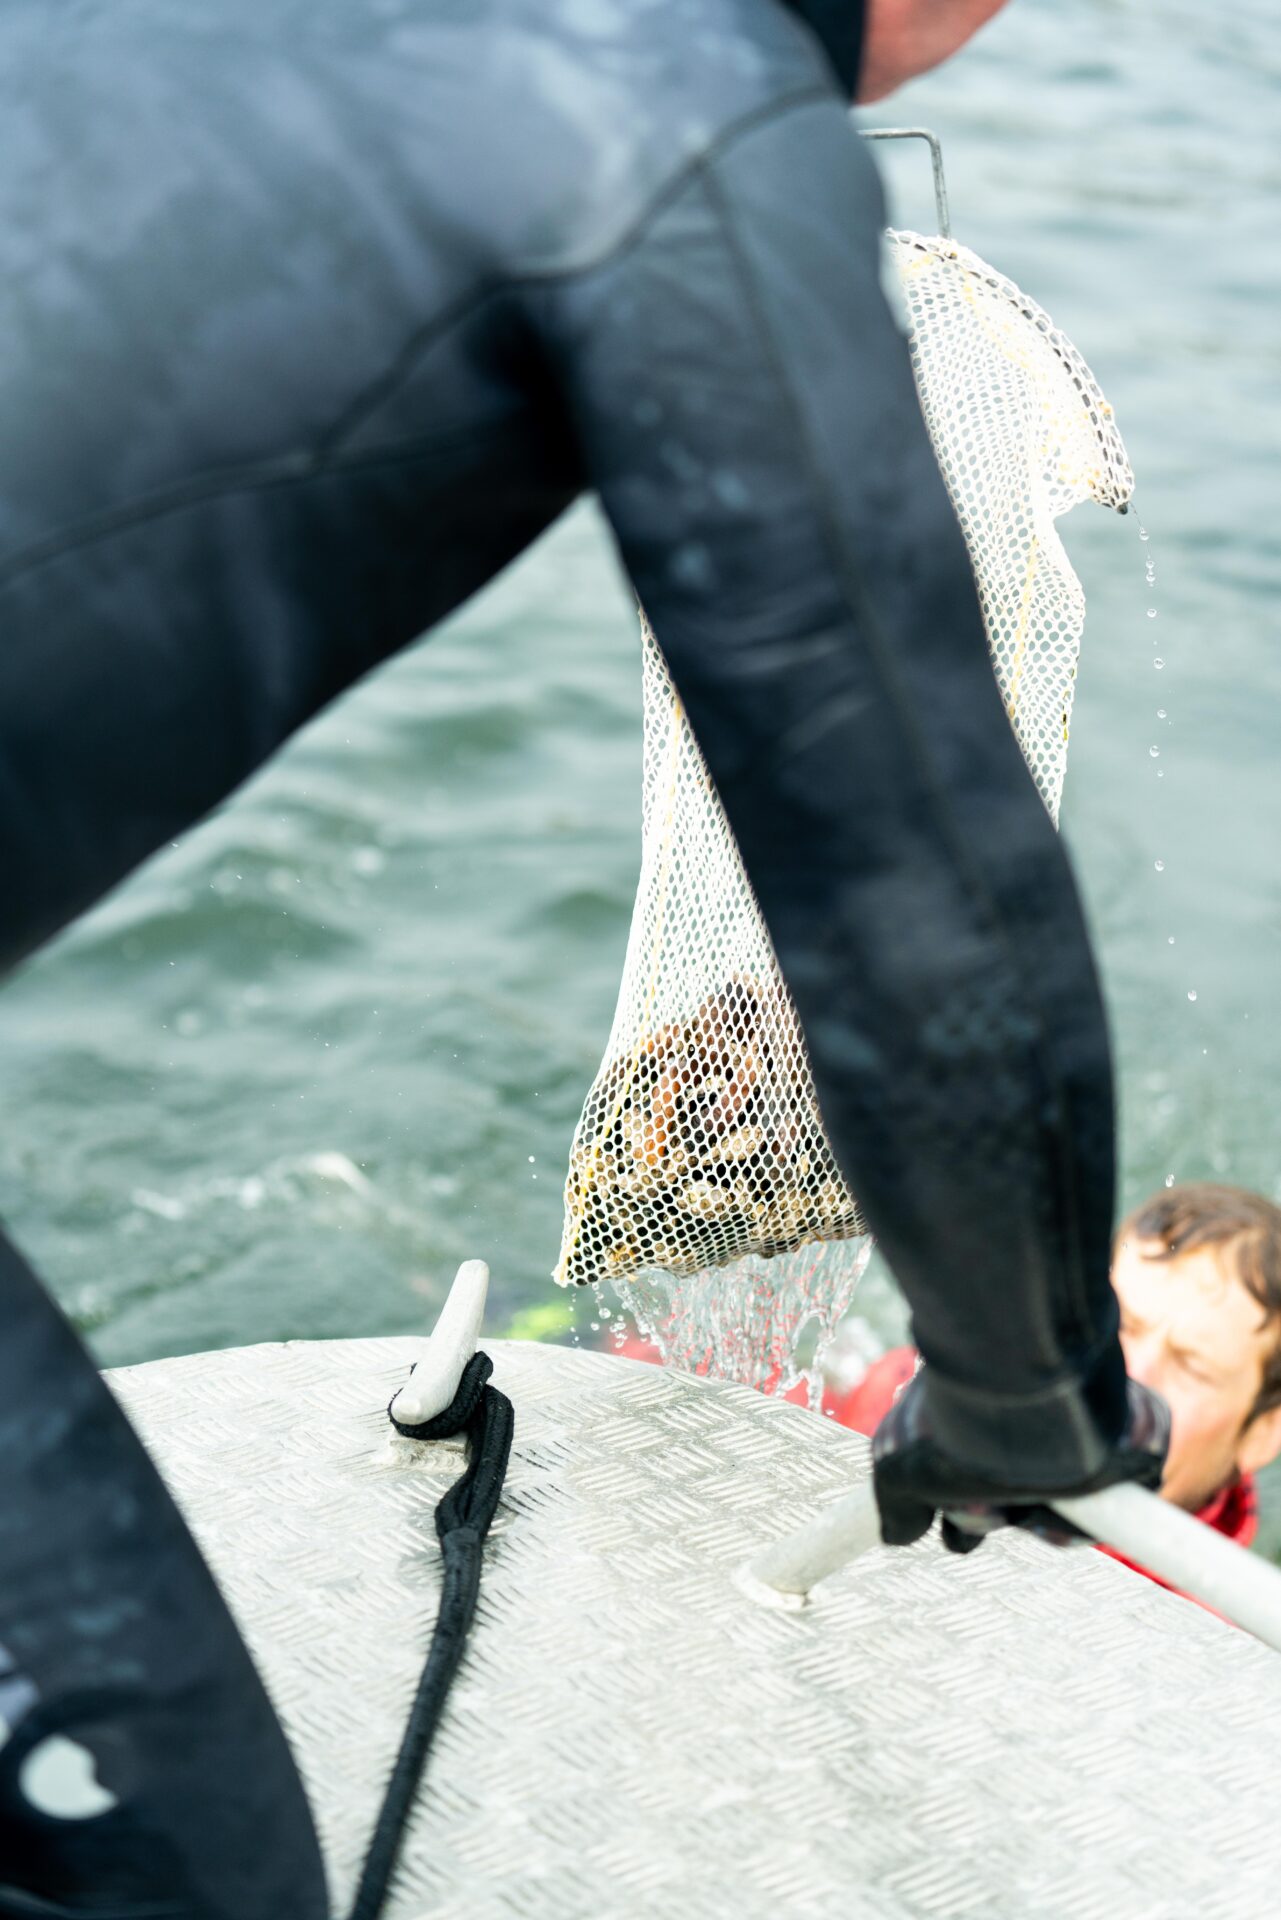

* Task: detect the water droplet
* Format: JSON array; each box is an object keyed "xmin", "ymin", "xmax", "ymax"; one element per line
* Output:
[
  {"xmin": 599, "ymin": 1306, "xmax": 612, "ymax": 1319},
  {"xmin": 1157, "ymin": 708, "xmax": 1167, "ymax": 719},
  {"xmin": 1156, "ymin": 769, "xmax": 1164, "ymax": 778},
  {"xmin": 1146, "ymin": 608, "xmax": 1157, "ymax": 619},
  {"xmin": 1139, "ymin": 526, "xmax": 1150, "ymax": 542},
  {"xmin": 1154, "ymin": 657, "xmax": 1165, "ymax": 669},
  {"xmin": 1149, "ymin": 746, "xmax": 1160, "ymax": 758},
  {"xmin": 1188, "ymin": 990, "xmax": 1197, "ymax": 1002},
  {"xmin": 1154, "ymin": 859, "xmax": 1165, "ymax": 872},
  {"xmin": 1164, "ymin": 1173, "xmax": 1175, "ymax": 1188},
  {"xmin": 1168, "ymin": 935, "xmax": 1175, "ymax": 945}
]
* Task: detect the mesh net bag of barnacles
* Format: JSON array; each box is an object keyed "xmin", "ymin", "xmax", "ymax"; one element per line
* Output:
[{"xmin": 553, "ymin": 230, "xmax": 1134, "ymax": 1396}]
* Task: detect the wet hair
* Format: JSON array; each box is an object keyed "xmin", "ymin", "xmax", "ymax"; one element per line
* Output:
[{"xmin": 1118, "ymin": 1183, "xmax": 1281, "ymax": 1423}]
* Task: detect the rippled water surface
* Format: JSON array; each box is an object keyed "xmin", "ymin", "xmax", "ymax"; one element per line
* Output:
[{"xmin": 3, "ymin": 4, "xmax": 1279, "ymax": 1535}]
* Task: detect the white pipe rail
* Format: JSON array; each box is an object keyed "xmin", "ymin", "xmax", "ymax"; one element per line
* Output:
[{"xmin": 745, "ymin": 1477, "xmax": 1281, "ymax": 1653}]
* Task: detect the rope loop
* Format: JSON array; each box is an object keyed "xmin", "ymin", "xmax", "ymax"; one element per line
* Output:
[{"xmin": 349, "ymin": 1351, "xmax": 513, "ymax": 1920}]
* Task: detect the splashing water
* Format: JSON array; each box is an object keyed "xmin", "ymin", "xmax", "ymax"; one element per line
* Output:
[{"xmin": 605, "ymin": 1237, "xmax": 874, "ymax": 1403}]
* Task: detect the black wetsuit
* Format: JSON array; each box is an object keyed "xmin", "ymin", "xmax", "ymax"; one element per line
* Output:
[{"xmin": 0, "ymin": 2, "xmax": 1130, "ymax": 1913}]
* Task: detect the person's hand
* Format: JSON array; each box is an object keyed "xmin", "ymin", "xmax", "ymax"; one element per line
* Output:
[
  {"xmin": 857, "ymin": 0, "xmax": 1012, "ymax": 104},
  {"xmin": 872, "ymin": 1367, "xmax": 1170, "ymax": 1553}
]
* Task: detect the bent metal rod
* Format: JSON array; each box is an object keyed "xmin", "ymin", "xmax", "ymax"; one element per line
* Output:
[{"xmin": 742, "ymin": 1474, "xmax": 1281, "ymax": 1653}]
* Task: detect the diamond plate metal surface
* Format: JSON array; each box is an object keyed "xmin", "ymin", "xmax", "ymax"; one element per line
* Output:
[{"xmin": 107, "ymin": 1338, "xmax": 1281, "ymax": 1920}]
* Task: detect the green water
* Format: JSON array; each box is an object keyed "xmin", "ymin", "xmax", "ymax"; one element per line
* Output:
[{"xmin": 3, "ymin": 3, "xmax": 1279, "ymax": 1536}]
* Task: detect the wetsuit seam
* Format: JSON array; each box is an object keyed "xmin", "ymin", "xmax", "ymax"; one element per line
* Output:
[
  {"xmin": 0, "ymin": 85, "xmax": 835, "ymax": 590},
  {"xmin": 312, "ymin": 283, "xmax": 498, "ymax": 466},
  {"xmin": 316, "ymin": 82, "xmax": 835, "ymax": 462},
  {"xmin": 696, "ymin": 150, "xmax": 1095, "ymax": 1361},
  {"xmin": 0, "ymin": 416, "xmax": 510, "ymax": 595}
]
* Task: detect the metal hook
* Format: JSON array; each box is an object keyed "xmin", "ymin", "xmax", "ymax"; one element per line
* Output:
[{"xmin": 860, "ymin": 126, "xmax": 951, "ymax": 240}]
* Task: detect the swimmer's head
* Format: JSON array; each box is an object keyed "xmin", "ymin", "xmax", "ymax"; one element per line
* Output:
[{"xmin": 1112, "ymin": 1183, "xmax": 1281, "ymax": 1512}]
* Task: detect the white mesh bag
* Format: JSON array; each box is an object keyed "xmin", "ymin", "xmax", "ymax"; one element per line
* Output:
[
  {"xmin": 554, "ymin": 231, "xmax": 1134, "ymax": 1381},
  {"xmin": 891, "ymin": 232, "xmax": 1133, "ymax": 813}
]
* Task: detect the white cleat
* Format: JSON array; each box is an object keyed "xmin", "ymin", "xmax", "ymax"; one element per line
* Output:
[{"xmin": 390, "ymin": 1258, "xmax": 490, "ymax": 1428}]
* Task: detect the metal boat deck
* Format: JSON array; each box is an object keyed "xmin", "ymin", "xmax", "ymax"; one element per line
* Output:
[{"xmin": 109, "ymin": 1337, "xmax": 1281, "ymax": 1920}]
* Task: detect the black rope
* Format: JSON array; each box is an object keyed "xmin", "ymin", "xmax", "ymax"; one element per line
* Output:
[{"xmin": 346, "ymin": 1352, "xmax": 514, "ymax": 1920}]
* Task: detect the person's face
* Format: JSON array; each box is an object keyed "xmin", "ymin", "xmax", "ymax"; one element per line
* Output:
[
  {"xmin": 856, "ymin": 0, "xmax": 1013, "ymax": 104},
  {"xmin": 1112, "ymin": 1236, "xmax": 1281, "ymax": 1512}
]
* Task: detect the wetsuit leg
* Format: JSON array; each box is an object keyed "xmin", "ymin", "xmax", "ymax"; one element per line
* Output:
[
  {"xmin": 0, "ymin": 1228, "xmax": 328, "ymax": 1920},
  {"xmin": 0, "ymin": 32, "xmax": 578, "ymax": 1908},
  {"xmin": 0, "ymin": 239, "xmax": 575, "ymax": 1920},
  {"xmin": 549, "ymin": 100, "xmax": 1126, "ymax": 1485}
]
